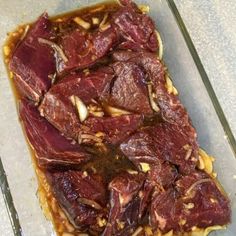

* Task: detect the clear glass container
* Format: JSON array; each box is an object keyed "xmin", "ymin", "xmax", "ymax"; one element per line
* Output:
[{"xmin": 0, "ymin": 0, "xmax": 235, "ymax": 235}]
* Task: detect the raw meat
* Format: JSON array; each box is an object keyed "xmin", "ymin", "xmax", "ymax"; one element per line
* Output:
[
  {"xmin": 9, "ymin": 13, "xmax": 56, "ymax": 102},
  {"xmin": 150, "ymin": 170, "xmax": 231, "ymax": 233},
  {"xmin": 47, "ymin": 170, "xmax": 107, "ymax": 231},
  {"xmin": 19, "ymin": 99, "xmax": 91, "ymax": 168}
]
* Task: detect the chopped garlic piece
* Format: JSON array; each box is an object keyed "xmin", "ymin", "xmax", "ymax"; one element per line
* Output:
[
  {"xmin": 82, "ymin": 171, "xmax": 88, "ymax": 177},
  {"xmin": 70, "ymin": 95, "xmax": 88, "ymax": 122},
  {"xmin": 9, "ymin": 71, "xmax": 14, "ymax": 79},
  {"xmin": 140, "ymin": 163, "xmax": 150, "ymax": 172},
  {"xmin": 99, "ymin": 13, "xmax": 108, "ymax": 28},
  {"xmin": 92, "ymin": 17, "xmax": 100, "ymax": 25},
  {"xmin": 127, "ymin": 169, "xmax": 138, "ymax": 175},
  {"xmin": 3, "ymin": 45, "xmax": 10, "ymax": 56},
  {"xmin": 166, "ymin": 76, "xmax": 173, "ymax": 94},
  {"xmin": 97, "ymin": 217, "xmax": 107, "ymax": 227},
  {"xmin": 105, "ymin": 105, "xmax": 131, "ymax": 117},
  {"xmin": 119, "ymin": 194, "xmax": 124, "ymax": 205},
  {"xmin": 147, "ymin": 83, "xmax": 160, "ymax": 112},
  {"xmin": 183, "ymin": 144, "xmax": 190, "ymax": 150},
  {"xmin": 83, "ymin": 68, "xmax": 90, "ymax": 75},
  {"xmin": 100, "ymin": 23, "xmax": 111, "ymax": 31},
  {"xmin": 95, "ymin": 132, "xmax": 105, "ymax": 138},
  {"xmin": 212, "ymin": 172, "xmax": 217, "ymax": 178},
  {"xmin": 172, "ymin": 86, "xmax": 178, "ymax": 95},
  {"xmin": 179, "ymin": 219, "xmax": 187, "ymax": 226},
  {"xmin": 55, "ymin": 18, "xmax": 63, "ymax": 22},
  {"xmin": 184, "ymin": 202, "xmax": 194, "ymax": 209},
  {"xmin": 197, "ymin": 155, "xmax": 205, "ymax": 170},
  {"xmin": 155, "ymin": 30, "xmax": 163, "ymax": 59},
  {"xmin": 199, "ymin": 148, "xmax": 213, "ymax": 174},
  {"xmin": 132, "ymin": 226, "xmax": 143, "ymax": 236},
  {"xmin": 165, "ymin": 75, "xmax": 178, "ymax": 95},
  {"xmin": 116, "ymin": 220, "xmax": 125, "ymax": 229},
  {"xmin": 138, "ymin": 5, "xmax": 150, "ymax": 13},
  {"xmin": 210, "ymin": 198, "xmax": 217, "ymax": 203},
  {"xmin": 144, "ymin": 226, "xmax": 153, "ymax": 236},
  {"xmin": 89, "ymin": 111, "xmax": 104, "ymax": 117},
  {"xmin": 73, "ymin": 17, "xmax": 91, "ymax": 29}
]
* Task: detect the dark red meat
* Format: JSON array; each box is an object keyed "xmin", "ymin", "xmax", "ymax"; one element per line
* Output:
[
  {"xmin": 112, "ymin": 51, "xmax": 165, "ymax": 96},
  {"xmin": 19, "ymin": 99, "xmax": 91, "ymax": 168},
  {"xmin": 57, "ymin": 27, "xmax": 118, "ymax": 74},
  {"xmin": 121, "ymin": 122, "xmax": 198, "ymax": 175},
  {"xmin": 150, "ymin": 170, "xmax": 231, "ymax": 233},
  {"xmin": 112, "ymin": 0, "xmax": 158, "ymax": 52},
  {"xmin": 103, "ymin": 171, "xmax": 145, "ymax": 236},
  {"xmin": 113, "ymin": 50, "xmax": 197, "ymax": 138},
  {"xmin": 109, "ymin": 62, "xmax": 152, "ymax": 114},
  {"xmin": 47, "ymin": 170, "xmax": 107, "ymax": 231},
  {"xmin": 84, "ymin": 115, "xmax": 143, "ymax": 145},
  {"xmin": 9, "ymin": 13, "xmax": 56, "ymax": 102}
]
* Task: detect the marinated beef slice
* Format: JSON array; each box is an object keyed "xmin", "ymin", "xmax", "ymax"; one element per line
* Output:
[
  {"xmin": 47, "ymin": 170, "xmax": 107, "ymax": 231},
  {"xmin": 83, "ymin": 115, "xmax": 143, "ymax": 145},
  {"xmin": 112, "ymin": 0, "xmax": 158, "ymax": 52},
  {"xmin": 103, "ymin": 171, "xmax": 145, "ymax": 236},
  {"xmin": 109, "ymin": 62, "xmax": 153, "ymax": 114},
  {"xmin": 19, "ymin": 99, "xmax": 91, "ymax": 168},
  {"xmin": 150, "ymin": 171, "xmax": 231, "ymax": 233},
  {"xmin": 57, "ymin": 27, "xmax": 118, "ymax": 74},
  {"xmin": 120, "ymin": 122, "xmax": 198, "ymax": 175},
  {"xmin": 39, "ymin": 68, "xmax": 114, "ymax": 139},
  {"xmin": 9, "ymin": 13, "xmax": 56, "ymax": 102}
]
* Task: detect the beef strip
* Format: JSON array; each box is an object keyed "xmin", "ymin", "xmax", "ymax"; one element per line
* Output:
[
  {"xmin": 150, "ymin": 170, "xmax": 231, "ymax": 233},
  {"xmin": 47, "ymin": 170, "xmax": 107, "ymax": 232},
  {"xmin": 83, "ymin": 114, "xmax": 143, "ymax": 145},
  {"xmin": 19, "ymin": 99, "xmax": 91, "ymax": 168},
  {"xmin": 112, "ymin": 0, "xmax": 158, "ymax": 52},
  {"xmin": 57, "ymin": 27, "xmax": 118, "ymax": 74},
  {"xmin": 102, "ymin": 171, "xmax": 145, "ymax": 236},
  {"xmin": 109, "ymin": 62, "xmax": 153, "ymax": 114},
  {"xmin": 39, "ymin": 67, "xmax": 114, "ymax": 139},
  {"xmin": 121, "ymin": 122, "xmax": 198, "ymax": 175},
  {"xmin": 113, "ymin": 51, "xmax": 162, "ymax": 76},
  {"xmin": 9, "ymin": 13, "xmax": 56, "ymax": 102}
]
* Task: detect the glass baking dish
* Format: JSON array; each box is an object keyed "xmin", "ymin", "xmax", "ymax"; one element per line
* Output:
[{"xmin": 0, "ymin": 0, "xmax": 235, "ymax": 235}]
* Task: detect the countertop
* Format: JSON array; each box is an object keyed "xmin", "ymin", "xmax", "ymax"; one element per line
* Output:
[{"xmin": 0, "ymin": 1, "xmax": 236, "ymax": 235}]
